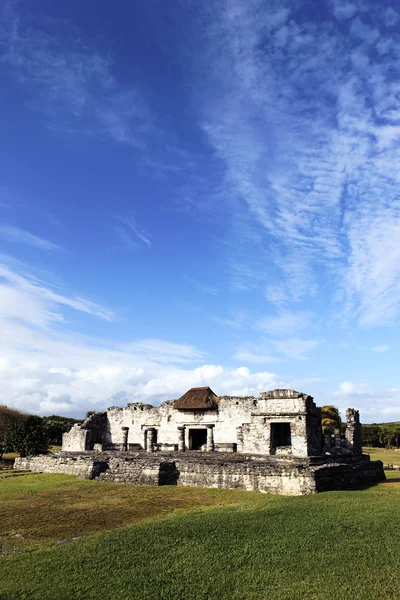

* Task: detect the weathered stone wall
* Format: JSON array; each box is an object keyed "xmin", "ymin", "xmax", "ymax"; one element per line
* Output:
[
  {"xmin": 62, "ymin": 412, "xmax": 108, "ymax": 452},
  {"xmin": 84, "ymin": 411, "xmax": 108, "ymax": 444},
  {"xmin": 98, "ymin": 456, "xmax": 162, "ymax": 486},
  {"xmin": 62, "ymin": 427, "xmax": 91, "ymax": 452},
  {"xmin": 60, "ymin": 388, "xmax": 364, "ymax": 464},
  {"xmin": 15, "ymin": 452, "xmax": 385, "ymax": 496},
  {"xmin": 238, "ymin": 392, "xmax": 322, "ymax": 457},
  {"xmin": 313, "ymin": 458, "xmax": 385, "ymax": 491},
  {"xmin": 103, "ymin": 397, "xmax": 258, "ymax": 452},
  {"xmin": 170, "ymin": 457, "xmax": 317, "ymax": 495},
  {"xmin": 14, "ymin": 455, "xmax": 107, "ymax": 479},
  {"xmin": 306, "ymin": 412, "xmax": 323, "ymax": 455},
  {"xmin": 62, "ymin": 390, "xmax": 325, "ymax": 458},
  {"xmin": 240, "ymin": 419, "xmax": 271, "ymax": 455},
  {"xmin": 323, "ymin": 412, "xmax": 363, "ymax": 457},
  {"xmin": 94, "ymin": 455, "xmax": 316, "ymax": 494}
]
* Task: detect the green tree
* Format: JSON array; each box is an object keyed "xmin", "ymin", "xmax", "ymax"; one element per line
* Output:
[
  {"xmin": 0, "ymin": 405, "xmax": 28, "ymax": 460},
  {"xmin": 321, "ymin": 405, "xmax": 342, "ymax": 432},
  {"xmin": 362, "ymin": 424, "xmax": 381, "ymax": 447},
  {"xmin": 393, "ymin": 428, "xmax": 400, "ymax": 449},
  {"xmin": 42, "ymin": 415, "xmax": 82, "ymax": 445},
  {"xmin": 380, "ymin": 426, "xmax": 400, "ymax": 449},
  {"xmin": 4, "ymin": 415, "xmax": 50, "ymax": 457}
]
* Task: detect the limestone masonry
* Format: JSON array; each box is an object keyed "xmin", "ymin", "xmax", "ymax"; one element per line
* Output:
[{"xmin": 15, "ymin": 387, "xmax": 385, "ymax": 495}]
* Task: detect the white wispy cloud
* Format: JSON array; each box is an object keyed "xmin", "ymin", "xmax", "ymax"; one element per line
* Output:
[
  {"xmin": 0, "ymin": 322, "xmax": 282, "ymax": 417},
  {"xmin": 331, "ymin": 1, "xmax": 360, "ymax": 21},
  {"xmin": 271, "ymin": 338, "xmax": 321, "ymax": 361},
  {"xmin": 0, "ymin": 261, "xmax": 114, "ymax": 326},
  {"xmin": 385, "ymin": 7, "xmax": 399, "ymax": 27},
  {"xmin": 122, "ymin": 339, "xmax": 203, "ymax": 364},
  {"xmin": 0, "ymin": 225, "xmax": 60, "ymax": 250},
  {"xmin": 334, "ymin": 381, "xmax": 367, "ymax": 396},
  {"xmin": 350, "ymin": 17, "xmax": 380, "ymax": 44},
  {"xmin": 186, "ymin": 277, "xmax": 217, "ymax": 295},
  {"xmin": 0, "ymin": 3, "xmax": 150, "ymax": 146},
  {"xmin": 0, "ymin": 260, "xmax": 384, "ymax": 419},
  {"xmin": 0, "ymin": 258, "xmax": 287, "ymax": 415},
  {"xmin": 113, "ymin": 216, "xmax": 152, "ymax": 250},
  {"xmin": 328, "ymin": 380, "xmax": 400, "ymax": 421},
  {"xmin": 370, "ymin": 345, "xmax": 390, "ymax": 353},
  {"xmin": 233, "ymin": 348, "xmax": 279, "ymax": 364},
  {"xmin": 234, "ymin": 335, "xmax": 321, "ymax": 362},
  {"xmin": 213, "ymin": 309, "xmax": 248, "ymax": 329},
  {"xmin": 257, "ymin": 311, "xmax": 313, "ymax": 337},
  {"xmin": 195, "ymin": 0, "xmax": 400, "ymax": 327}
]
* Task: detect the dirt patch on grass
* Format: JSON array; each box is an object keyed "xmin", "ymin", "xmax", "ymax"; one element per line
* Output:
[{"xmin": 0, "ymin": 474, "xmax": 262, "ymax": 554}]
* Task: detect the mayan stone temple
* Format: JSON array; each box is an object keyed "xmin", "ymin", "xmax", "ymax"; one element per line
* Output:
[{"xmin": 15, "ymin": 387, "xmax": 385, "ymax": 495}]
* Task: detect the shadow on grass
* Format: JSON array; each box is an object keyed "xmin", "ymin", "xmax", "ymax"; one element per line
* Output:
[
  {"xmin": 382, "ymin": 476, "xmax": 400, "ymax": 483},
  {"xmin": 0, "ymin": 459, "xmax": 15, "ymax": 470},
  {"xmin": 351, "ymin": 472, "xmax": 400, "ymax": 491}
]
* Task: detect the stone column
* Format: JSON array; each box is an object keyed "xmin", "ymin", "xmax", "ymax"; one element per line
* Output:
[
  {"xmin": 334, "ymin": 428, "xmax": 342, "ymax": 455},
  {"xmin": 147, "ymin": 428, "xmax": 156, "ymax": 453},
  {"xmin": 346, "ymin": 409, "xmax": 362, "ymax": 456},
  {"xmin": 206, "ymin": 424, "xmax": 215, "ymax": 452},
  {"xmin": 236, "ymin": 426, "xmax": 244, "ymax": 453},
  {"xmin": 323, "ymin": 430, "xmax": 331, "ymax": 454},
  {"xmin": 177, "ymin": 426, "xmax": 185, "ymax": 452},
  {"xmin": 121, "ymin": 427, "xmax": 129, "ymax": 452}
]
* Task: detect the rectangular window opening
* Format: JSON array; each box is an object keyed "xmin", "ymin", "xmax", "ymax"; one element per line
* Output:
[{"xmin": 270, "ymin": 423, "xmax": 291, "ymax": 454}]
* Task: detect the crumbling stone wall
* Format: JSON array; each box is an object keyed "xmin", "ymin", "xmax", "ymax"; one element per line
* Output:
[
  {"xmin": 14, "ymin": 455, "xmax": 107, "ymax": 479},
  {"xmin": 63, "ymin": 390, "xmax": 325, "ymax": 457},
  {"xmin": 98, "ymin": 456, "xmax": 166, "ymax": 486},
  {"xmin": 102, "ymin": 397, "xmax": 258, "ymax": 452},
  {"xmin": 83, "ymin": 411, "xmax": 107, "ymax": 444},
  {"xmin": 62, "ymin": 426, "xmax": 92, "ymax": 452},
  {"xmin": 239, "ymin": 391, "xmax": 322, "ymax": 457},
  {"xmin": 345, "ymin": 408, "xmax": 362, "ymax": 455},
  {"xmin": 314, "ymin": 458, "xmax": 385, "ymax": 491},
  {"xmin": 323, "ymin": 410, "xmax": 362, "ymax": 457},
  {"xmin": 62, "ymin": 412, "xmax": 107, "ymax": 451},
  {"xmin": 171, "ymin": 456, "xmax": 317, "ymax": 495},
  {"xmin": 15, "ymin": 452, "xmax": 385, "ymax": 496},
  {"xmin": 60, "ymin": 388, "xmax": 359, "ymax": 461}
]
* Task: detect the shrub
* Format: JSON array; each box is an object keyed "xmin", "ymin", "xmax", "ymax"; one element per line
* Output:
[
  {"xmin": 0, "ymin": 405, "xmax": 28, "ymax": 459},
  {"xmin": 4, "ymin": 415, "xmax": 50, "ymax": 457}
]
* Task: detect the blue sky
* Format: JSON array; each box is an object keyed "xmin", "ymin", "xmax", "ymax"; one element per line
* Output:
[{"xmin": 1, "ymin": 0, "xmax": 400, "ymax": 421}]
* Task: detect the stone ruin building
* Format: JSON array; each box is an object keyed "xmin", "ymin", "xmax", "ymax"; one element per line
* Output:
[{"xmin": 15, "ymin": 387, "xmax": 385, "ymax": 495}]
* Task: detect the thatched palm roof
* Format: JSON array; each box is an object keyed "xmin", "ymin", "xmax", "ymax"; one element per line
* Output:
[{"xmin": 174, "ymin": 387, "xmax": 219, "ymax": 410}]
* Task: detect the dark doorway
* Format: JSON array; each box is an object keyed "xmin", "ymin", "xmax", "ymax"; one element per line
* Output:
[
  {"xmin": 189, "ymin": 428, "xmax": 207, "ymax": 450},
  {"xmin": 144, "ymin": 428, "xmax": 158, "ymax": 451},
  {"xmin": 270, "ymin": 423, "xmax": 291, "ymax": 454}
]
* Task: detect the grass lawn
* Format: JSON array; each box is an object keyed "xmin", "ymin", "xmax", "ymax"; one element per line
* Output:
[
  {"xmin": 1, "ymin": 472, "xmax": 400, "ymax": 600},
  {"xmin": 363, "ymin": 446, "xmax": 400, "ymax": 466}
]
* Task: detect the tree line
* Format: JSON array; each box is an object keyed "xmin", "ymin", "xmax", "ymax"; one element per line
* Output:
[
  {"xmin": 0, "ymin": 405, "xmax": 82, "ymax": 459},
  {"xmin": 361, "ymin": 423, "xmax": 400, "ymax": 449}
]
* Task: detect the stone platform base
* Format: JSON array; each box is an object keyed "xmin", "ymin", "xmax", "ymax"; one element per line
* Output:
[{"xmin": 14, "ymin": 452, "xmax": 385, "ymax": 496}]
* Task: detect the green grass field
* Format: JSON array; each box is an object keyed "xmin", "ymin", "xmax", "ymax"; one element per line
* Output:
[
  {"xmin": 1, "ymin": 472, "xmax": 400, "ymax": 600},
  {"xmin": 363, "ymin": 446, "xmax": 400, "ymax": 466}
]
